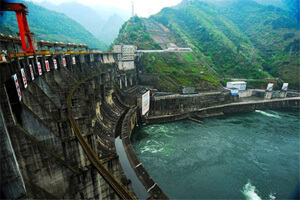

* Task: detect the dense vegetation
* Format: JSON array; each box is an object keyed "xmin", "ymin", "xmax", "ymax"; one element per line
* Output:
[
  {"xmin": 0, "ymin": 1, "xmax": 107, "ymax": 50},
  {"xmin": 114, "ymin": 0, "xmax": 299, "ymax": 91},
  {"xmin": 219, "ymin": 1, "xmax": 299, "ymax": 89},
  {"xmin": 114, "ymin": 17, "xmax": 222, "ymax": 91},
  {"xmin": 114, "ymin": 17, "xmax": 161, "ymax": 50}
]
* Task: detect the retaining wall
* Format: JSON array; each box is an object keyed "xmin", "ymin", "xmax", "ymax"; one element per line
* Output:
[{"xmin": 145, "ymin": 97, "xmax": 300, "ymax": 124}]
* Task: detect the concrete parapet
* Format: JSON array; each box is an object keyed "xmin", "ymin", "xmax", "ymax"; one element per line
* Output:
[{"xmin": 121, "ymin": 107, "xmax": 169, "ymax": 199}]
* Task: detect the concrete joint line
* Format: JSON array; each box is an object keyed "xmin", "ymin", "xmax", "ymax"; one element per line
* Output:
[
  {"xmin": 135, "ymin": 163, "xmax": 142, "ymax": 168},
  {"xmin": 147, "ymin": 183, "xmax": 157, "ymax": 192}
]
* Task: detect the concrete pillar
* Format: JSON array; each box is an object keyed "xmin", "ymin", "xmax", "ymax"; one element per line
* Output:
[
  {"xmin": 119, "ymin": 77, "xmax": 122, "ymax": 90},
  {"xmin": 101, "ymin": 74, "xmax": 106, "ymax": 84},
  {"xmin": 280, "ymin": 91, "xmax": 287, "ymax": 98},
  {"xmin": 264, "ymin": 91, "xmax": 272, "ymax": 99},
  {"xmin": 109, "ymin": 72, "xmax": 112, "ymax": 83},
  {"xmin": 124, "ymin": 74, "xmax": 128, "ymax": 88},
  {"xmin": 129, "ymin": 75, "xmax": 133, "ymax": 86},
  {"xmin": 79, "ymin": 54, "xmax": 84, "ymax": 64}
]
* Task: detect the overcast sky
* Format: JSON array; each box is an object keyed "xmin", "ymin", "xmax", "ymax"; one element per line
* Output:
[{"xmin": 31, "ymin": 0, "xmax": 182, "ymax": 17}]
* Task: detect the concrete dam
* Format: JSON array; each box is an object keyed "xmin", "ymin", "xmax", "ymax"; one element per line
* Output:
[
  {"xmin": 1, "ymin": 35, "xmax": 300, "ymax": 199},
  {"xmin": 0, "ymin": 32, "xmax": 173, "ymax": 199}
]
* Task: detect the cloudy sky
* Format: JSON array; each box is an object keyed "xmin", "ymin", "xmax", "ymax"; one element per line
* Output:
[{"xmin": 30, "ymin": 0, "xmax": 182, "ymax": 17}]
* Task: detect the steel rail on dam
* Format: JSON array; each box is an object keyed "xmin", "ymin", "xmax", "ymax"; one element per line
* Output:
[{"xmin": 67, "ymin": 73, "xmax": 137, "ymax": 200}]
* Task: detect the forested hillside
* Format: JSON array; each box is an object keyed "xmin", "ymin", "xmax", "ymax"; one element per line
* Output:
[
  {"xmin": 38, "ymin": 1, "xmax": 126, "ymax": 46},
  {"xmin": 0, "ymin": 1, "xmax": 107, "ymax": 50},
  {"xmin": 220, "ymin": 0, "xmax": 299, "ymax": 88},
  {"xmin": 115, "ymin": 17, "xmax": 222, "ymax": 91},
  {"xmin": 39, "ymin": 1, "xmax": 106, "ymax": 39},
  {"xmin": 114, "ymin": 0, "xmax": 299, "ymax": 91}
]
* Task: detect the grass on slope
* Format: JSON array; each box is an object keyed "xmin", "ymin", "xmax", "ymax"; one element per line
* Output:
[
  {"xmin": 114, "ymin": 17, "xmax": 222, "ymax": 92},
  {"xmin": 153, "ymin": 2, "xmax": 270, "ymax": 80}
]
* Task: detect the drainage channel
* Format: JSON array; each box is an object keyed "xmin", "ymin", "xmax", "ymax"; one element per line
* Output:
[{"xmin": 115, "ymin": 137, "xmax": 149, "ymax": 199}]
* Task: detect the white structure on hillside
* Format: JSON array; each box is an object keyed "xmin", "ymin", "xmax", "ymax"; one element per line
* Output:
[{"xmin": 226, "ymin": 81, "xmax": 247, "ymax": 91}]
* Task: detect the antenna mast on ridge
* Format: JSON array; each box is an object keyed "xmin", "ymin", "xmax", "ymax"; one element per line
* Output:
[{"xmin": 132, "ymin": 1, "xmax": 134, "ymax": 17}]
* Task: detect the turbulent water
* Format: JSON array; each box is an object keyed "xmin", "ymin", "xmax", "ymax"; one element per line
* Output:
[{"xmin": 132, "ymin": 109, "xmax": 300, "ymax": 199}]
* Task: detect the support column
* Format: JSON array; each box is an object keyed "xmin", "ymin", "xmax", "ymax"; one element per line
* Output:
[
  {"xmin": 119, "ymin": 77, "xmax": 122, "ymax": 90},
  {"xmin": 280, "ymin": 91, "xmax": 287, "ymax": 98},
  {"xmin": 124, "ymin": 74, "xmax": 128, "ymax": 88},
  {"xmin": 264, "ymin": 91, "xmax": 272, "ymax": 99},
  {"xmin": 129, "ymin": 75, "xmax": 133, "ymax": 86}
]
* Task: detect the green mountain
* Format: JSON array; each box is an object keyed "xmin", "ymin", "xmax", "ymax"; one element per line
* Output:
[
  {"xmin": 220, "ymin": 0, "xmax": 299, "ymax": 88},
  {"xmin": 98, "ymin": 14, "xmax": 125, "ymax": 45},
  {"xmin": 114, "ymin": 0, "xmax": 299, "ymax": 91},
  {"xmin": 114, "ymin": 17, "xmax": 222, "ymax": 91},
  {"xmin": 0, "ymin": 1, "xmax": 107, "ymax": 50},
  {"xmin": 38, "ymin": 1, "xmax": 106, "ymax": 38},
  {"xmin": 38, "ymin": 1, "xmax": 127, "ymax": 46}
]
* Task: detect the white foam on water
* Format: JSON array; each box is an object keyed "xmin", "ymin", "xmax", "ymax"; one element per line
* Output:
[
  {"xmin": 141, "ymin": 139, "xmax": 165, "ymax": 154},
  {"xmin": 242, "ymin": 181, "xmax": 262, "ymax": 200},
  {"xmin": 268, "ymin": 193, "xmax": 276, "ymax": 200},
  {"xmin": 242, "ymin": 181, "xmax": 276, "ymax": 200},
  {"xmin": 141, "ymin": 146, "xmax": 152, "ymax": 154},
  {"xmin": 141, "ymin": 146, "xmax": 164, "ymax": 154},
  {"xmin": 255, "ymin": 110, "xmax": 282, "ymax": 119}
]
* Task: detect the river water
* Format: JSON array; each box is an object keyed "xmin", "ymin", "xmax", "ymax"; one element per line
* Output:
[{"xmin": 132, "ymin": 109, "xmax": 300, "ymax": 199}]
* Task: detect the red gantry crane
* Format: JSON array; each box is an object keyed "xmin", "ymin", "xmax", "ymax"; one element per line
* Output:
[{"xmin": 1, "ymin": 2, "xmax": 35, "ymax": 53}]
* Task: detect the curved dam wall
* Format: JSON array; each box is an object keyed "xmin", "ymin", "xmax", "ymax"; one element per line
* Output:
[
  {"xmin": 0, "ymin": 52, "xmax": 136, "ymax": 199},
  {"xmin": 120, "ymin": 107, "xmax": 169, "ymax": 199}
]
